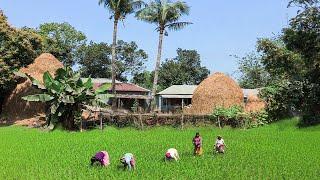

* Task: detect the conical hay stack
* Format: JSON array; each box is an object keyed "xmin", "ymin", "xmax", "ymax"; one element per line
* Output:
[
  {"xmin": 188, "ymin": 72, "xmax": 244, "ymax": 115},
  {"xmin": 244, "ymin": 93, "xmax": 266, "ymax": 112},
  {"xmin": 2, "ymin": 53, "xmax": 64, "ymax": 122}
]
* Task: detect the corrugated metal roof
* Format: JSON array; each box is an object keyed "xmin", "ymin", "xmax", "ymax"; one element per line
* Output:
[
  {"xmin": 161, "ymin": 95, "xmax": 193, "ymax": 98},
  {"xmin": 157, "ymin": 85, "xmax": 198, "ymax": 95}
]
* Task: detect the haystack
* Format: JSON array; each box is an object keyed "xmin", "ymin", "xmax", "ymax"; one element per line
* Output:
[
  {"xmin": 2, "ymin": 53, "xmax": 63, "ymax": 122},
  {"xmin": 188, "ymin": 72, "xmax": 244, "ymax": 114},
  {"xmin": 244, "ymin": 93, "xmax": 266, "ymax": 112}
]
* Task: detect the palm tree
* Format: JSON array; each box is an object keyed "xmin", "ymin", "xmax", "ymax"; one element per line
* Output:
[
  {"xmin": 136, "ymin": 0, "xmax": 191, "ymax": 110},
  {"xmin": 98, "ymin": 0, "xmax": 144, "ymax": 108}
]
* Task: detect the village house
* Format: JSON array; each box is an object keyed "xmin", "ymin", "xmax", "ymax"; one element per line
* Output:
[
  {"xmin": 83, "ymin": 78, "xmax": 151, "ymax": 112},
  {"xmin": 156, "ymin": 85, "xmax": 197, "ymax": 113}
]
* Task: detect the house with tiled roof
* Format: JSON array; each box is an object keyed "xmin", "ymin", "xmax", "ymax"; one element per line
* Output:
[{"xmin": 82, "ymin": 78, "xmax": 151, "ymax": 112}]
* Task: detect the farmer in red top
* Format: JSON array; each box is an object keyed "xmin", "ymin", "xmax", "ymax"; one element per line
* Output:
[{"xmin": 193, "ymin": 132, "xmax": 203, "ymax": 155}]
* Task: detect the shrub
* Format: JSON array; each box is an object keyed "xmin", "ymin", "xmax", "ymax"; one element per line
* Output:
[{"xmin": 211, "ymin": 105, "xmax": 269, "ymax": 129}]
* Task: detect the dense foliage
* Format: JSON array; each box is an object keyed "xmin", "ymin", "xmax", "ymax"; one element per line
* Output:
[
  {"xmin": 37, "ymin": 22, "xmax": 87, "ymax": 66},
  {"xmin": 236, "ymin": 52, "xmax": 270, "ymax": 89},
  {"xmin": 211, "ymin": 106, "xmax": 268, "ymax": 129},
  {"xmin": 0, "ymin": 11, "xmax": 43, "ymax": 113},
  {"xmin": 1, "ymin": 119, "xmax": 319, "ymax": 179},
  {"xmin": 77, "ymin": 40, "xmax": 147, "ymax": 81},
  {"xmin": 22, "ymin": 67, "xmax": 110, "ymax": 130},
  {"xmin": 132, "ymin": 48, "xmax": 209, "ymax": 91},
  {"xmin": 237, "ymin": 0, "xmax": 320, "ymax": 126},
  {"xmin": 158, "ymin": 48, "xmax": 210, "ymax": 91}
]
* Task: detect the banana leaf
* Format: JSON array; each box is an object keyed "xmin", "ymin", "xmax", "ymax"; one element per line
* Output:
[
  {"xmin": 22, "ymin": 94, "xmax": 54, "ymax": 102},
  {"xmin": 95, "ymin": 83, "xmax": 111, "ymax": 94},
  {"xmin": 61, "ymin": 95, "xmax": 75, "ymax": 104}
]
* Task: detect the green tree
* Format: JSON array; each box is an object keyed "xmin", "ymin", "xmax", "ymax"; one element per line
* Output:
[
  {"xmin": 37, "ymin": 22, "xmax": 87, "ymax": 66},
  {"xmin": 236, "ymin": 52, "xmax": 271, "ymax": 89},
  {"xmin": 77, "ymin": 42, "xmax": 112, "ymax": 78},
  {"xmin": 136, "ymin": 0, "xmax": 192, "ymax": 109},
  {"xmin": 257, "ymin": 0, "xmax": 320, "ymax": 125},
  {"xmin": 77, "ymin": 40, "xmax": 147, "ymax": 81},
  {"xmin": 115, "ymin": 40, "xmax": 148, "ymax": 81},
  {"xmin": 98, "ymin": 0, "xmax": 145, "ymax": 108},
  {"xmin": 158, "ymin": 48, "xmax": 209, "ymax": 90},
  {"xmin": 131, "ymin": 70, "xmax": 153, "ymax": 90},
  {"xmin": 132, "ymin": 48, "xmax": 209, "ymax": 91},
  {"xmin": 0, "ymin": 11, "xmax": 43, "ymax": 113}
]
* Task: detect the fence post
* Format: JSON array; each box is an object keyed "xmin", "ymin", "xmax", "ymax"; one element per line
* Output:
[
  {"xmin": 100, "ymin": 111, "xmax": 103, "ymax": 130},
  {"xmin": 139, "ymin": 113, "xmax": 143, "ymax": 130},
  {"xmin": 181, "ymin": 113, "xmax": 184, "ymax": 129},
  {"xmin": 218, "ymin": 116, "xmax": 221, "ymax": 129}
]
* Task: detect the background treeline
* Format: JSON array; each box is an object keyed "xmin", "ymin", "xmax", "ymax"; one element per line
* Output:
[{"xmin": 236, "ymin": 0, "xmax": 320, "ymax": 126}]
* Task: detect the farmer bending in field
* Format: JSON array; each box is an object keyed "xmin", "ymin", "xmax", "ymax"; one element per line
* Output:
[
  {"xmin": 214, "ymin": 135, "xmax": 226, "ymax": 154},
  {"xmin": 120, "ymin": 153, "xmax": 135, "ymax": 171},
  {"xmin": 90, "ymin": 151, "xmax": 110, "ymax": 166},
  {"xmin": 165, "ymin": 148, "xmax": 180, "ymax": 161},
  {"xmin": 192, "ymin": 132, "xmax": 203, "ymax": 156}
]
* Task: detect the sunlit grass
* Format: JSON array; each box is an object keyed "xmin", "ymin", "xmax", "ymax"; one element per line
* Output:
[{"xmin": 0, "ymin": 118, "xmax": 319, "ymax": 179}]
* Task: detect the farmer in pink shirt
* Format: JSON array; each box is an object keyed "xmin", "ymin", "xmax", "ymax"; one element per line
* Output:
[{"xmin": 90, "ymin": 151, "xmax": 110, "ymax": 166}]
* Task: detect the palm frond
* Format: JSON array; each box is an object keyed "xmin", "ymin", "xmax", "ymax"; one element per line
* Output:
[
  {"xmin": 131, "ymin": 0, "xmax": 147, "ymax": 10},
  {"xmin": 166, "ymin": 21, "xmax": 192, "ymax": 31},
  {"xmin": 98, "ymin": 0, "xmax": 117, "ymax": 13}
]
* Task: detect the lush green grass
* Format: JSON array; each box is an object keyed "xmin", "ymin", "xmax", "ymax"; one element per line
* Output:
[{"xmin": 0, "ymin": 118, "xmax": 320, "ymax": 179}]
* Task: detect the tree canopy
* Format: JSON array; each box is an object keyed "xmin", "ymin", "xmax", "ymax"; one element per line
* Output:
[
  {"xmin": 78, "ymin": 40, "xmax": 147, "ymax": 82},
  {"xmin": 132, "ymin": 48, "xmax": 209, "ymax": 91},
  {"xmin": 37, "ymin": 22, "xmax": 87, "ymax": 66},
  {"xmin": 251, "ymin": 0, "xmax": 320, "ymax": 125},
  {"xmin": 0, "ymin": 11, "xmax": 43, "ymax": 111}
]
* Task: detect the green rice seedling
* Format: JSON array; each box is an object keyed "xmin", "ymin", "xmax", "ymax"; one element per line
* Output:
[{"xmin": 0, "ymin": 118, "xmax": 319, "ymax": 179}]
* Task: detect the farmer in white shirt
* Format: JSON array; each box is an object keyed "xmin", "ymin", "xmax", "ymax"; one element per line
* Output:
[
  {"xmin": 165, "ymin": 148, "xmax": 180, "ymax": 161},
  {"xmin": 214, "ymin": 135, "xmax": 226, "ymax": 153}
]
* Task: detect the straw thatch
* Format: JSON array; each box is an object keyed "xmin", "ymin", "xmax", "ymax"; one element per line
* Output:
[
  {"xmin": 244, "ymin": 93, "xmax": 266, "ymax": 112},
  {"xmin": 187, "ymin": 72, "xmax": 244, "ymax": 115},
  {"xmin": 2, "ymin": 53, "xmax": 63, "ymax": 122}
]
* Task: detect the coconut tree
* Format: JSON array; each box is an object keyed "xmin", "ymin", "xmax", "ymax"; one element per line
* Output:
[
  {"xmin": 136, "ymin": 0, "xmax": 191, "ymax": 110},
  {"xmin": 98, "ymin": 0, "xmax": 145, "ymax": 108}
]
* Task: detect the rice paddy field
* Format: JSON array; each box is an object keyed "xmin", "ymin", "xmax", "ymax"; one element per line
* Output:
[{"xmin": 0, "ymin": 118, "xmax": 320, "ymax": 179}]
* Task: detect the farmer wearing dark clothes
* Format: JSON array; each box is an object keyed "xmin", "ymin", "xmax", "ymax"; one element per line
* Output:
[
  {"xmin": 193, "ymin": 132, "xmax": 203, "ymax": 156},
  {"xmin": 120, "ymin": 153, "xmax": 136, "ymax": 171},
  {"xmin": 90, "ymin": 151, "xmax": 110, "ymax": 166}
]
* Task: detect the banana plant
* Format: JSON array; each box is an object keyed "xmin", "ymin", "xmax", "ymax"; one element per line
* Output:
[{"xmin": 21, "ymin": 67, "xmax": 112, "ymax": 130}]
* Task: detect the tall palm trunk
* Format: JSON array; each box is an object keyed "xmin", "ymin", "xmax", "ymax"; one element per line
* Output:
[
  {"xmin": 151, "ymin": 29, "xmax": 164, "ymax": 110},
  {"xmin": 111, "ymin": 19, "xmax": 118, "ymax": 109}
]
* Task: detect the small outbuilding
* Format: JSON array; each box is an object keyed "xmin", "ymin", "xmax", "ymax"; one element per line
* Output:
[{"xmin": 156, "ymin": 85, "xmax": 197, "ymax": 113}]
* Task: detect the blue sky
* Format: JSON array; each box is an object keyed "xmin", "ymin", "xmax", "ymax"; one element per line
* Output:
[{"xmin": 1, "ymin": 0, "xmax": 297, "ymax": 79}]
